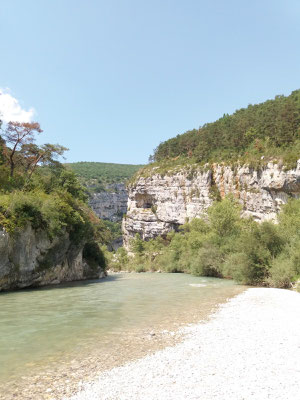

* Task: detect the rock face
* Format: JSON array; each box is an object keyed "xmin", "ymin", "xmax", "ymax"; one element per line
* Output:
[
  {"xmin": 0, "ymin": 225, "xmax": 106, "ymax": 291},
  {"xmin": 123, "ymin": 160, "xmax": 300, "ymax": 246},
  {"xmin": 89, "ymin": 183, "xmax": 128, "ymax": 222}
]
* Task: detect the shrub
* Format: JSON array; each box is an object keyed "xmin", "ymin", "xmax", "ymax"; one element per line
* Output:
[
  {"xmin": 156, "ymin": 251, "xmax": 181, "ymax": 273},
  {"xmin": 83, "ymin": 242, "xmax": 106, "ymax": 270},
  {"xmin": 113, "ymin": 247, "xmax": 129, "ymax": 271},
  {"xmin": 222, "ymin": 252, "xmax": 252, "ymax": 283},
  {"xmin": 107, "ymin": 197, "xmax": 300, "ymax": 289},
  {"xmin": 234, "ymin": 230, "xmax": 271, "ymax": 284},
  {"xmin": 135, "ymin": 264, "xmax": 146, "ymax": 273},
  {"xmin": 267, "ymin": 256, "xmax": 294, "ymax": 288},
  {"xmin": 130, "ymin": 233, "xmax": 145, "ymax": 254},
  {"xmin": 190, "ymin": 244, "xmax": 223, "ymax": 277},
  {"xmin": 208, "ymin": 196, "xmax": 241, "ymax": 238}
]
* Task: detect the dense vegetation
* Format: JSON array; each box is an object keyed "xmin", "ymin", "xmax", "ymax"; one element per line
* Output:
[
  {"xmin": 151, "ymin": 90, "xmax": 300, "ymax": 169},
  {"xmin": 0, "ymin": 120, "xmax": 110, "ymax": 269},
  {"xmin": 65, "ymin": 161, "xmax": 144, "ymax": 191},
  {"xmin": 104, "ymin": 197, "xmax": 300, "ymax": 290},
  {"xmin": 65, "ymin": 162, "xmax": 144, "ymax": 244}
]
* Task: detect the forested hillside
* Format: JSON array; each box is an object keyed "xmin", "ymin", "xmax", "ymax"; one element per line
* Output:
[
  {"xmin": 65, "ymin": 162, "xmax": 144, "ymax": 189},
  {"xmin": 151, "ymin": 90, "xmax": 300, "ymax": 168}
]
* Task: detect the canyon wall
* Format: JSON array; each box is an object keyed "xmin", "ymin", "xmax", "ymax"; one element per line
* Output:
[
  {"xmin": 0, "ymin": 225, "xmax": 106, "ymax": 291},
  {"xmin": 89, "ymin": 183, "xmax": 128, "ymax": 222},
  {"xmin": 123, "ymin": 160, "xmax": 300, "ymax": 246}
]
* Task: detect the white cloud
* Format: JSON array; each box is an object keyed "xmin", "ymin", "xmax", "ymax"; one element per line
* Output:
[{"xmin": 0, "ymin": 88, "xmax": 35, "ymax": 123}]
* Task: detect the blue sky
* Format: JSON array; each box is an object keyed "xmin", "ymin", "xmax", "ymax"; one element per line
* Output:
[{"xmin": 0, "ymin": 0, "xmax": 299, "ymax": 164}]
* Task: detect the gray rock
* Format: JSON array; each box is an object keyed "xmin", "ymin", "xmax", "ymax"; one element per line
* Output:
[
  {"xmin": 89, "ymin": 183, "xmax": 128, "ymax": 222},
  {"xmin": 0, "ymin": 224, "xmax": 105, "ymax": 291},
  {"xmin": 123, "ymin": 160, "xmax": 300, "ymax": 246}
]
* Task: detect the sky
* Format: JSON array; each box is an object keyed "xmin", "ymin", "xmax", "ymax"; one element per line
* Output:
[{"xmin": 0, "ymin": 0, "xmax": 299, "ymax": 164}]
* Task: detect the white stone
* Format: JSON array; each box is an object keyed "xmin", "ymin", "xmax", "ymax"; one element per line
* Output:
[
  {"xmin": 89, "ymin": 183, "xmax": 128, "ymax": 222},
  {"xmin": 67, "ymin": 288, "xmax": 300, "ymax": 400},
  {"xmin": 123, "ymin": 160, "xmax": 300, "ymax": 245}
]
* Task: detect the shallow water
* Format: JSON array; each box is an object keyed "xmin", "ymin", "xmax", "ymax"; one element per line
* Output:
[{"xmin": 0, "ymin": 273, "xmax": 245, "ymax": 398}]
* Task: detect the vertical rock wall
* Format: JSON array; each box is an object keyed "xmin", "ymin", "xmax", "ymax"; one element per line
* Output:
[
  {"xmin": 123, "ymin": 160, "xmax": 300, "ymax": 246},
  {"xmin": 89, "ymin": 183, "xmax": 128, "ymax": 222},
  {"xmin": 0, "ymin": 225, "xmax": 106, "ymax": 291}
]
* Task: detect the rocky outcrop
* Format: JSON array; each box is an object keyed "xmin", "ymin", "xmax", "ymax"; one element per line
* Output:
[
  {"xmin": 89, "ymin": 183, "xmax": 128, "ymax": 222},
  {"xmin": 123, "ymin": 160, "xmax": 300, "ymax": 246},
  {"xmin": 0, "ymin": 225, "xmax": 106, "ymax": 291}
]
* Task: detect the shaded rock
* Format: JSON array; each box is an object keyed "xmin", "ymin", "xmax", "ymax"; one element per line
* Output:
[{"xmin": 0, "ymin": 225, "xmax": 106, "ymax": 291}]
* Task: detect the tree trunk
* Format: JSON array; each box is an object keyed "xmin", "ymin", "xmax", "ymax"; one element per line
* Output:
[{"xmin": 10, "ymin": 158, "xmax": 14, "ymax": 178}]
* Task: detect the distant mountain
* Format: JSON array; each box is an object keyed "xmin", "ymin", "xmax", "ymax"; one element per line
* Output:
[
  {"xmin": 65, "ymin": 162, "xmax": 144, "ymax": 242},
  {"xmin": 65, "ymin": 161, "xmax": 144, "ymax": 190}
]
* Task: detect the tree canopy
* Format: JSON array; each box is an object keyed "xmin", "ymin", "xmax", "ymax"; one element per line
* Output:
[
  {"xmin": 1, "ymin": 121, "xmax": 68, "ymax": 180},
  {"xmin": 151, "ymin": 89, "xmax": 300, "ymax": 166},
  {"xmin": 65, "ymin": 161, "xmax": 144, "ymax": 189}
]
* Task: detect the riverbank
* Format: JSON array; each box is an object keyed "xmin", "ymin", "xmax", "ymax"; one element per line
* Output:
[
  {"xmin": 0, "ymin": 274, "xmax": 244, "ymax": 399},
  {"xmin": 68, "ymin": 288, "xmax": 300, "ymax": 400}
]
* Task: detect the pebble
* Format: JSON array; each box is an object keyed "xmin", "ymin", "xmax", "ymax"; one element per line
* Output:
[{"xmin": 67, "ymin": 288, "xmax": 300, "ymax": 400}]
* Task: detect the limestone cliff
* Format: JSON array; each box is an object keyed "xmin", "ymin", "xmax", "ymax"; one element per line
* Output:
[
  {"xmin": 89, "ymin": 183, "xmax": 128, "ymax": 222},
  {"xmin": 123, "ymin": 160, "xmax": 300, "ymax": 246},
  {"xmin": 0, "ymin": 225, "xmax": 106, "ymax": 291}
]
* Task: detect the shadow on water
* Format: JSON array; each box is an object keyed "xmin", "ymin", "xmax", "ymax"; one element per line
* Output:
[{"xmin": 0, "ymin": 274, "xmax": 120, "ymax": 297}]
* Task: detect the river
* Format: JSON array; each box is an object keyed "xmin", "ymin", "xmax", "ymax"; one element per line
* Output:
[{"xmin": 0, "ymin": 273, "xmax": 245, "ymax": 399}]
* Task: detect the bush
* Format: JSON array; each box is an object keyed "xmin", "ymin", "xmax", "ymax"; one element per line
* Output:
[
  {"xmin": 208, "ymin": 196, "xmax": 241, "ymax": 238},
  {"xmin": 135, "ymin": 264, "xmax": 146, "ymax": 273},
  {"xmin": 130, "ymin": 233, "xmax": 145, "ymax": 254},
  {"xmin": 222, "ymin": 253, "xmax": 252, "ymax": 283},
  {"xmin": 0, "ymin": 189, "xmax": 109, "ymax": 248},
  {"xmin": 0, "ymin": 192, "xmax": 45, "ymax": 233},
  {"xmin": 113, "ymin": 247, "xmax": 129, "ymax": 271},
  {"xmin": 107, "ymin": 197, "xmax": 300, "ymax": 289},
  {"xmin": 190, "ymin": 244, "xmax": 223, "ymax": 277},
  {"xmin": 83, "ymin": 242, "xmax": 106, "ymax": 270},
  {"xmin": 267, "ymin": 256, "xmax": 294, "ymax": 288}
]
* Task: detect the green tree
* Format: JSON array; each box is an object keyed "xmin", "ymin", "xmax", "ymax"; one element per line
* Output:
[
  {"xmin": 208, "ymin": 196, "xmax": 241, "ymax": 237},
  {"xmin": 2, "ymin": 122, "xmax": 43, "ymax": 177}
]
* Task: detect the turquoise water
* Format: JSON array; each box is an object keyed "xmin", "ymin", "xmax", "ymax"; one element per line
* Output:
[{"xmin": 0, "ymin": 273, "xmax": 243, "ymax": 386}]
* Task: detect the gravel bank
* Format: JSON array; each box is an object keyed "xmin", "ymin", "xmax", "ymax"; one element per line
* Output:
[{"xmin": 67, "ymin": 288, "xmax": 300, "ymax": 400}]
